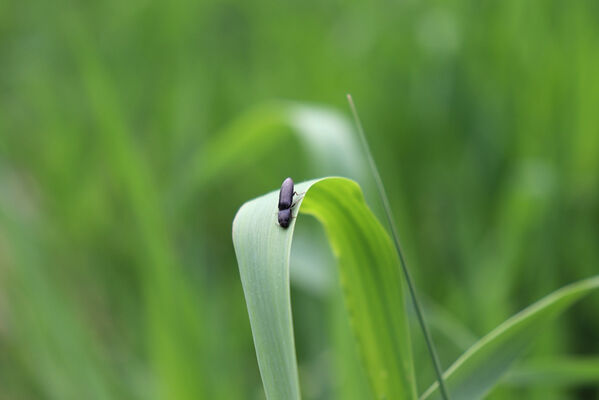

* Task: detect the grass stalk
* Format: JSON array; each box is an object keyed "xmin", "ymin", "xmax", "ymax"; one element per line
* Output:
[{"xmin": 347, "ymin": 94, "xmax": 451, "ymax": 400}]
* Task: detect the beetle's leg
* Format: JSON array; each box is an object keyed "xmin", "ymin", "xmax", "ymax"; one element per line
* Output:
[{"xmin": 291, "ymin": 193, "xmax": 306, "ymax": 209}]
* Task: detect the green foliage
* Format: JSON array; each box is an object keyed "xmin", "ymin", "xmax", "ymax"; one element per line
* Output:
[
  {"xmin": 422, "ymin": 277, "xmax": 599, "ymax": 400},
  {"xmin": 233, "ymin": 178, "xmax": 415, "ymax": 400},
  {"xmin": 2, "ymin": 0, "xmax": 599, "ymax": 399},
  {"xmin": 505, "ymin": 357, "xmax": 599, "ymax": 388},
  {"xmin": 233, "ymin": 179, "xmax": 599, "ymax": 400}
]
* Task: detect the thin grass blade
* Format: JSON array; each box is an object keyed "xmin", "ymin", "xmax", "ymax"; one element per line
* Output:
[{"xmin": 421, "ymin": 276, "xmax": 599, "ymax": 400}]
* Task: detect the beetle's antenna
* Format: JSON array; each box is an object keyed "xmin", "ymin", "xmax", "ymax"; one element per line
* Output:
[{"xmin": 347, "ymin": 94, "xmax": 451, "ymax": 400}]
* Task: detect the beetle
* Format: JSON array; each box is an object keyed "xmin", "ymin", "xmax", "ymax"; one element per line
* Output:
[
  {"xmin": 278, "ymin": 177, "xmax": 294, "ymax": 210},
  {"xmin": 277, "ymin": 208, "xmax": 292, "ymax": 228}
]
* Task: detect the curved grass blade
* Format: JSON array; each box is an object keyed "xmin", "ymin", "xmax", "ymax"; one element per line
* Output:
[
  {"xmin": 171, "ymin": 102, "xmax": 364, "ymax": 209},
  {"xmin": 421, "ymin": 276, "xmax": 599, "ymax": 400},
  {"xmin": 232, "ymin": 177, "xmax": 416, "ymax": 400}
]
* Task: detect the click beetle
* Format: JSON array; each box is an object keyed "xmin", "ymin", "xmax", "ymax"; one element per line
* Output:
[
  {"xmin": 278, "ymin": 177, "xmax": 294, "ymax": 210},
  {"xmin": 277, "ymin": 208, "xmax": 292, "ymax": 228}
]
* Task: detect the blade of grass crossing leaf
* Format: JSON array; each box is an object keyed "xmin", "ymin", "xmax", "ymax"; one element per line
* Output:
[
  {"xmin": 233, "ymin": 177, "xmax": 416, "ymax": 400},
  {"xmin": 346, "ymin": 95, "xmax": 451, "ymax": 400},
  {"xmin": 421, "ymin": 276, "xmax": 599, "ymax": 400}
]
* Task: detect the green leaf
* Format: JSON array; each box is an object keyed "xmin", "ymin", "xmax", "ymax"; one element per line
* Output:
[
  {"xmin": 503, "ymin": 356, "xmax": 599, "ymax": 388},
  {"xmin": 421, "ymin": 276, "xmax": 599, "ymax": 400},
  {"xmin": 172, "ymin": 102, "xmax": 365, "ymax": 207},
  {"xmin": 232, "ymin": 177, "xmax": 416, "ymax": 400}
]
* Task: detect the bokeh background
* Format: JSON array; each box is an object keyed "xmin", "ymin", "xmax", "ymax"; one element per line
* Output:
[{"xmin": 1, "ymin": 0, "xmax": 599, "ymax": 399}]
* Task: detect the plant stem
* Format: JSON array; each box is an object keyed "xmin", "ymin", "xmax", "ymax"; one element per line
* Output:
[{"xmin": 347, "ymin": 94, "xmax": 451, "ymax": 400}]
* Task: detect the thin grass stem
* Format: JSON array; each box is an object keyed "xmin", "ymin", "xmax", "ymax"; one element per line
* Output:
[{"xmin": 347, "ymin": 94, "xmax": 451, "ymax": 400}]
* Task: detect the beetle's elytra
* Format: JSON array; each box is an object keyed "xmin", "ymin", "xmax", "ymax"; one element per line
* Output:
[
  {"xmin": 277, "ymin": 208, "xmax": 292, "ymax": 228},
  {"xmin": 278, "ymin": 177, "xmax": 294, "ymax": 211}
]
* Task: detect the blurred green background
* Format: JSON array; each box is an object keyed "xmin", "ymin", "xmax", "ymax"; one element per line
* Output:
[{"xmin": 1, "ymin": 0, "xmax": 599, "ymax": 399}]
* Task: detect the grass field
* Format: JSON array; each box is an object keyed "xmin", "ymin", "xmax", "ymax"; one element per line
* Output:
[{"xmin": 1, "ymin": 1, "xmax": 599, "ymax": 398}]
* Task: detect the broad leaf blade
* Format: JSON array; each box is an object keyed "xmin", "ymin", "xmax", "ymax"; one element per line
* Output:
[
  {"xmin": 232, "ymin": 177, "xmax": 416, "ymax": 400},
  {"xmin": 421, "ymin": 276, "xmax": 599, "ymax": 400}
]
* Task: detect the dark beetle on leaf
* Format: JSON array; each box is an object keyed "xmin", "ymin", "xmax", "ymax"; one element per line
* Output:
[
  {"xmin": 278, "ymin": 177, "xmax": 294, "ymax": 210},
  {"xmin": 277, "ymin": 208, "xmax": 292, "ymax": 228}
]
